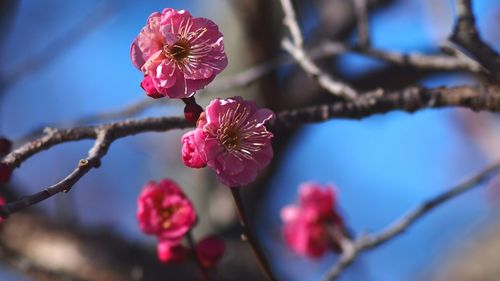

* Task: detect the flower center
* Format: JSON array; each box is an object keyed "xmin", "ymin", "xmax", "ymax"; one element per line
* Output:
[
  {"xmin": 169, "ymin": 38, "xmax": 191, "ymax": 61},
  {"xmin": 160, "ymin": 205, "xmax": 179, "ymax": 229},
  {"xmin": 221, "ymin": 128, "xmax": 240, "ymax": 150}
]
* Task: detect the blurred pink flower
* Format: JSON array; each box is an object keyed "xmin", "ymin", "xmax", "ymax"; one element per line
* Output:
[
  {"xmin": 281, "ymin": 183, "xmax": 344, "ymax": 258},
  {"xmin": 181, "ymin": 131, "xmax": 207, "ymax": 168},
  {"xmin": 195, "ymin": 235, "xmax": 225, "ymax": 268},
  {"xmin": 131, "ymin": 8, "xmax": 227, "ymax": 99},
  {"xmin": 158, "ymin": 241, "xmax": 189, "ymax": 264},
  {"xmin": 183, "ymin": 97, "xmax": 274, "ymax": 187},
  {"xmin": 137, "ymin": 179, "xmax": 196, "ymax": 243}
]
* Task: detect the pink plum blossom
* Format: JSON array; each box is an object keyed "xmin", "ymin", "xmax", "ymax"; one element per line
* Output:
[
  {"xmin": 181, "ymin": 131, "xmax": 207, "ymax": 168},
  {"xmin": 131, "ymin": 8, "xmax": 227, "ymax": 99},
  {"xmin": 281, "ymin": 183, "xmax": 344, "ymax": 258},
  {"xmin": 195, "ymin": 235, "xmax": 225, "ymax": 268},
  {"xmin": 182, "ymin": 97, "xmax": 274, "ymax": 187},
  {"xmin": 137, "ymin": 179, "xmax": 196, "ymax": 244}
]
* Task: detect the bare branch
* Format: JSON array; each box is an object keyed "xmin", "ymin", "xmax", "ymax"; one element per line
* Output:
[
  {"xmin": 278, "ymin": 0, "xmax": 359, "ymax": 100},
  {"xmin": 281, "ymin": 39, "xmax": 359, "ymax": 100},
  {"xmin": 323, "ymin": 161, "xmax": 500, "ymax": 280},
  {"xmin": 279, "ymin": 0, "xmax": 303, "ymax": 47},
  {"xmin": 6, "ymin": 116, "xmax": 190, "ymax": 169},
  {"xmin": 450, "ymin": 0, "xmax": 500, "ymax": 82},
  {"xmin": 0, "ymin": 116, "xmax": 191, "ymax": 218},
  {"xmin": 272, "ymin": 84, "xmax": 500, "ymax": 126}
]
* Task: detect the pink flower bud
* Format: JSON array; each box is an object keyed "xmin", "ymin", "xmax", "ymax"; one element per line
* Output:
[
  {"xmin": 281, "ymin": 183, "xmax": 344, "ymax": 258},
  {"xmin": 137, "ymin": 179, "xmax": 196, "ymax": 243},
  {"xmin": 140, "ymin": 76, "xmax": 162, "ymax": 99},
  {"xmin": 158, "ymin": 241, "xmax": 189, "ymax": 264},
  {"xmin": 181, "ymin": 131, "xmax": 207, "ymax": 168},
  {"xmin": 0, "ymin": 164, "xmax": 12, "ymax": 184},
  {"xmin": 131, "ymin": 8, "xmax": 228, "ymax": 99},
  {"xmin": 195, "ymin": 235, "xmax": 225, "ymax": 268}
]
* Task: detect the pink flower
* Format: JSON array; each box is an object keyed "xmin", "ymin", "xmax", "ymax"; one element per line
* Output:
[
  {"xmin": 195, "ymin": 235, "xmax": 225, "ymax": 268},
  {"xmin": 183, "ymin": 97, "xmax": 274, "ymax": 187},
  {"xmin": 137, "ymin": 179, "xmax": 196, "ymax": 243},
  {"xmin": 281, "ymin": 183, "xmax": 344, "ymax": 258},
  {"xmin": 181, "ymin": 131, "xmax": 207, "ymax": 168},
  {"xmin": 131, "ymin": 8, "xmax": 228, "ymax": 99},
  {"xmin": 158, "ymin": 241, "xmax": 189, "ymax": 264}
]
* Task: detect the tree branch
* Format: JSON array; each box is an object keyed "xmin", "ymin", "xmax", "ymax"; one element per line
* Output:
[
  {"xmin": 279, "ymin": 0, "xmax": 359, "ymax": 100},
  {"xmin": 1, "ymin": 117, "xmax": 191, "ymax": 218},
  {"xmin": 2, "ymin": 84, "xmax": 500, "ymax": 218},
  {"xmin": 450, "ymin": 0, "xmax": 500, "ymax": 83},
  {"xmin": 272, "ymin": 84, "xmax": 500, "ymax": 126},
  {"xmin": 322, "ymin": 161, "xmax": 500, "ymax": 280}
]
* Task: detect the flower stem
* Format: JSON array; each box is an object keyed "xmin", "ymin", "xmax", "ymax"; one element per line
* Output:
[
  {"xmin": 230, "ymin": 188, "xmax": 277, "ymax": 281},
  {"xmin": 187, "ymin": 231, "xmax": 211, "ymax": 281}
]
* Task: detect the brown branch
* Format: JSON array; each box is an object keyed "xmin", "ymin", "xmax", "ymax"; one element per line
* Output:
[
  {"xmin": 279, "ymin": 0, "xmax": 359, "ymax": 100},
  {"xmin": 1, "ymin": 116, "xmax": 191, "ymax": 218},
  {"xmin": 272, "ymin": 84, "xmax": 500, "ymax": 126},
  {"xmin": 281, "ymin": 39, "xmax": 359, "ymax": 100},
  {"xmin": 2, "ymin": 84, "xmax": 500, "ymax": 218},
  {"xmin": 450, "ymin": 0, "xmax": 500, "ymax": 82},
  {"xmin": 322, "ymin": 161, "xmax": 500, "ymax": 280}
]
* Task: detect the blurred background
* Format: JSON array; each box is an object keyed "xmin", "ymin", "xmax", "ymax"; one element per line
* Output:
[{"xmin": 1, "ymin": 0, "xmax": 500, "ymax": 280}]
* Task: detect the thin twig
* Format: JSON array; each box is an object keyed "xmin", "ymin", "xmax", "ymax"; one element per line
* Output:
[
  {"xmin": 230, "ymin": 188, "xmax": 277, "ymax": 281},
  {"xmin": 450, "ymin": 0, "xmax": 500, "ymax": 82},
  {"xmin": 278, "ymin": 0, "xmax": 358, "ymax": 100},
  {"xmin": 322, "ymin": 161, "xmax": 500, "ymax": 280},
  {"xmin": 281, "ymin": 39, "xmax": 359, "ymax": 100},
  {"xmin": 0, "ymin": 116, "xmax": 191, "ymax": 217},
  {"xmin": 279, "ymin": 0, "xmax": 303, "ymax": 47},
  {"xmin": 271, "ymin": 84, "xmax": 500, "ymax": 127}
]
